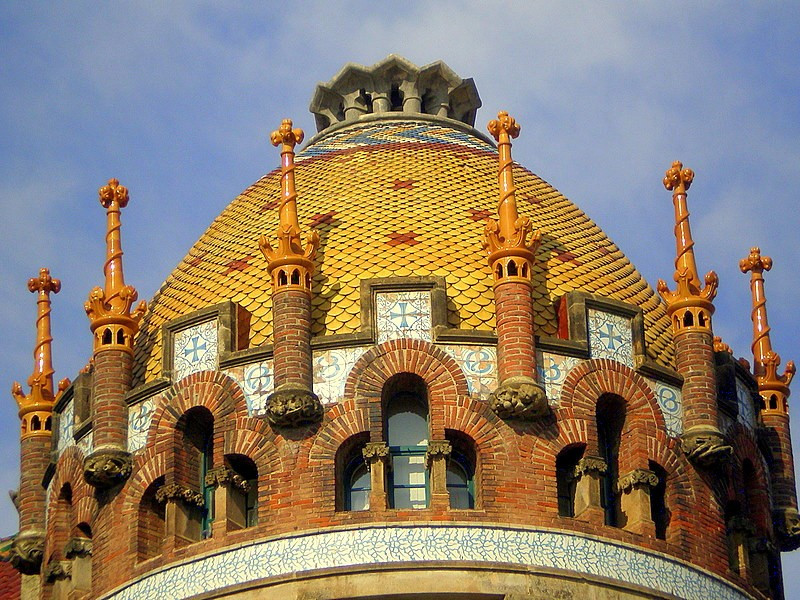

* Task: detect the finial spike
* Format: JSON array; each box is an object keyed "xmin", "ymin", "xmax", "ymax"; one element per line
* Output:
[
  {"xmin": 14, "ymin": 268, "xmax": 61, "ymax": 437},
  {"xmin": 657, "ymin": 162, "xmax": 717, "ymax": 334},
  {"xmin": 740, "ymin": 246, "xmax": 793, "ymax": 411},
  {"xmin": 483, "ymin": 111, "xmax": 538, "ymax": 284},
  {"xmin": 260, "ymin": 119, "xmax": 319, "ymax": 293},
  {"xmin": 86, "ymin": 179, "xmax": 146, "ymax": 353}
]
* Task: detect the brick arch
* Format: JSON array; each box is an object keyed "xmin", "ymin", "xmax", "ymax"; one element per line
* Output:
[
  {"xmin": 730, "ymin": 423, "xmax": 771, "ymax": 535},
  {"xmin": 559, "ymin": 359, "xmax": 664, "ymax": 473},
  {"xmin": 440, "ymin": 395, "xmax": 510, "ymax": 458},
  {"xmin": 47, "ymin": 447, "xmax": 95, "ymax": 560},
  {"xmin": 224, "ymin": 415, "xmax": 283, "ymax": 476},
  {"xmin": 122, "ymin": 445, "xmax": 168, "ymax": 559},
  {"xmin": 343, "ymin": 339, "xmax": 470, "ymax": 440},
  {"xmin": 308, "ymin": 399, "xmax": 370, "ymax": 465}
]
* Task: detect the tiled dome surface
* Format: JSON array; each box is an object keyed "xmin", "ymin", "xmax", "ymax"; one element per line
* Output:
[{"xmin": 132, "ymin": 119, "xmax": 673, "ymax": 385}]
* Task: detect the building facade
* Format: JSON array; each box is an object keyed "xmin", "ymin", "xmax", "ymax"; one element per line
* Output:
[{"xmin": 7, "ymin": 56, "xmax": 799, "ymax": 599}]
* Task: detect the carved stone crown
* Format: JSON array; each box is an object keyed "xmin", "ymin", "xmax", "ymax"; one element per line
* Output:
[{"xmin": 309, "ymin": 55, "xmax": 481, "ymax": 135}]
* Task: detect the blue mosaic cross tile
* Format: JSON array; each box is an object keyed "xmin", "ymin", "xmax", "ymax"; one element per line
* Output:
[
  {"xmin": 653, "ymin": 381, "xmax": 683, "ymax": 437},
  {"xmin": 223, "ymin": 361, "xmax": 275, "ymax": 416},
  {"xmin": 101, "ymin": 525, "xmax": 748, "ymax": 600},
  {"xmin": 441, "ymin": 345, "xmax": 497, "ymax": 399},
  {"xmin": 587, "ymin": 309, "xmax": 633, "ymax": 367},
  {"xmin": 536, "ymin": 352, "xmax": 581, "ymax": 406},
  {"xmin": 128, "ymin": 398, "xmax": 156, "ymax": 453},
  {"xmin": 313, "ymin": 347, "xmax": 369, "ymax": 404},
  {"xmin": 736, "ymin": 379, "xmax": 757, "ymax": 429},
  {"xmin": 173, "ymin": 320, "xmax": 219, "ymax": 381},
  {"xmin": 376, "ymin": 290, "xmax": 432, "ymax": 343}
]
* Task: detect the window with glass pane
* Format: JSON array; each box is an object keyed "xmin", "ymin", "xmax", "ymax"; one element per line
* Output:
[
  {"xmin": 446, "ymin": 454, "xmax": 474, "ymax": 509},
  {"xmin": 387, "ymin": 390, "xmax": 429, "ymax": 509},
  {"xmin": 345, "ymin": 458, "xmax": 370, "ymax": 511}
]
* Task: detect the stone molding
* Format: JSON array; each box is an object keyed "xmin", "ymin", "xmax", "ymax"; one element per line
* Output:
[
  {"xmin": 489, "ymin": 376, "xmax": 549, "ymax": 420},
  {"xmin": 573, "ymin": 456, "xmax": 608, "ymax": 479},
  {"xmin": 44, "ymin": 559, "xmax": 72, "ymax": 582},
  {"xmin": 616, "ymin": 469, "xmax": 658, "ymax": 494},
  {"xmin": 362, "ymin": 441, "xmax": 389, "ymax": 461},
  {"xmin": 155, "ymin": 484, "xmax": 205, "ymax": 507},
  {"xmin": 204, "ymin": 467, "xmax": 251, "ymax": 493}
]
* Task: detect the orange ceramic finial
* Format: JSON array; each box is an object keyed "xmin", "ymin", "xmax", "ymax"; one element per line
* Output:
[
  {"xmin": 259, "ymin": 119, "xmax": 320, "ymax": 293},
  {"xmin": 740, "ymin": 247, "xmax": 795, "ymax": 413},
  {"xmin": 483, "ymin": 111, "xmax": 540, "ymax": 283},
  {"xmin": 12, "ymin": 268, "xmax": 69, "ymax": 438},
  {"xmin": 85, "ymin": 179, "xmax": 146, "ymax": 353},
  {"xmin": 657, "ymin": 161, "xmax": 718, "ymax": 334}
]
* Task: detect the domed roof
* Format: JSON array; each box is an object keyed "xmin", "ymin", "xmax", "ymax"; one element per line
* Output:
[{"xmin": 132, "ymin": 114, "xmax": 673, "ymax": 385}]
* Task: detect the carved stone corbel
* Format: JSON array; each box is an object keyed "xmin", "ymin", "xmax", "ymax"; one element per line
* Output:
[
  {"xmin": 266, "ymin": 384, "xmax": 324, "ymax": 428},
  {"xmin": 680, "ymin": 425, "xmax": 732, "ymax": 467},
  {"xmin": 155, "ymin": 484, "xmax": 205, "ymax": 507},
  {"xmin": 10, "ymin": 531, "xmax": 45, "ymax": 574},
  {"xmin": 773, "ymin": 507, "xmax": 800, "ymax": 551},
  {"xmin": 489, "ymin": 376, "xmax": 549, "ymax": 421},
  {"xmin": 425, "ymin": 440, "xmax": 452, "ymax": 468},
  {"xmin": 83, "ymin": 447, "xmax": 133, "ymax": 489},
  {"xmin": 44, "ymin": 560, "xmax": 72, "ymax": 582},
  {"xmin": 616, "ymin": 468, "xmax": 659, "ymax": 494},
  {"xmin": 205, "ymin": 467, "xmax": 251, "ymax": 493},
  {"xmin": 64, "ymin": 536, "xmax": 93, "ymax": 559},
  {"xmin": 573, "ymin": 456, "xmax": 607, "ymax": 479}
]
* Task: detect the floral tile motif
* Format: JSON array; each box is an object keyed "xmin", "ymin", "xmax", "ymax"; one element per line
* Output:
[
  {"xmin": 653, "ymin": 382, "xmax": 683, "ymax": 437},
  {"xmin": 537, "ymin": 352, "xmax": 582, "ymax": 405},
  {"xmin": 313, "ymin": 347, "xmax": 369, "ymax": 405},
  {"xmin": 128, "ymin": 398, "xmax": 156, "ymax": 453},
  {"xmin": 224, "ymin": 361, "xmax": 274, "ymax": 417},
  {"xmin": 102, "ymin": 525, "xmax": 748, "ymax": 600},
  {"xmin": 57, "ymin": 401, "xmax": 74, "ymax": 453},
  {"xmin": 376, "ymin": 290, "xmax": 432, "ymax": 344},
  {"xmin": 441, "ymin": 346, "xmax": 497, "ymax": 399},
  {"xmin": 736, "ymin": 379, "xmax": 757, "ymax": 430},
  {"xmin": 587, "ymin": 309, "xmax": 633, "ymax": 367},
  {"xmin": 173, "ymin": 320, "xmax": 218, "ymax": 381}
]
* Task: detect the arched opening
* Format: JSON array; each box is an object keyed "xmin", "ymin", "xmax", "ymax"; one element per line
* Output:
[
  {"xmin": 45, "ymin": 416, "xmax": 52, "ymax": 431},
  {"xmin": 390, "ymin": 84, "xmax": 404, "ymax": 111},
  {"xmin": 596, "ymin": 394, "xmax": 625, "ymax": 527},
  {"xmin": 384, "ymin": 373, "xmax": 429, "ymax": 509},
  {"xmin": 521, "ymin": 263, "xmax": 528, "ymax": 278},
  {"xmin": 507, "ymin": 260, "xmax": 518, "ymax": 277},
  {"xmin": 175, "ymin": 407, "xmax": 214, "ymax": 542},
  {"xmin": 116, "ymin": 329, "xmax": 125, "ymax": 345},
  {"xmin": 649, "ymin": 461, "xmax": 669, "ymax": 540},
  {"xmin": 31, "ymin": 415, "xmax": 41, "ymax": 431},
  {"xmin": 495, "ymin": 264, "xmax": 503, "ymax": 279},
  {"xmin": 556, "ymin": 444, "xmax": 585, "ymax": 517},
  {"xmin": 137, "ymin": 476, "xmax": 165, "ymax": 562},
  {"xmin": 102, "ymin": 328, "xmax": 112, "ymax": 345},
  {"xmin": 698, "ymin": 311, "xmax": 706, "ymax": 327},
  {"xmin": 682, "ymin": 311, "xmax": 693, "ymax": 328},
  {"xmin": 225, "ymin": 454, "xmax": 258, "ymax": 530},
  {"xmin": 445, "ymin": 430, "xmax": 477, "ymax": 509},
  {"xmin": 291, "ymin": 269, "xmax": 300, "ymax": 285},
  {"xmin": 278, "ymin": 270, "xmax": 288, "ymax": 286},
  {"xmin": 769, "ymin": 395, "xmax": 778, "ymax": 410},
  {"xmin": 337, "ymin": 433, "xmax": 370, "ymax": 511},
  {"xmin": 54, "ymin": 484, "xmax": 73, "ymax": 560}
]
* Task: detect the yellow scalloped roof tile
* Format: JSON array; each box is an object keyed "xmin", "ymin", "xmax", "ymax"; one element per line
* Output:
[{"xmin": 133, "ymin": 120, "xmax": 674, "ymax": 384}]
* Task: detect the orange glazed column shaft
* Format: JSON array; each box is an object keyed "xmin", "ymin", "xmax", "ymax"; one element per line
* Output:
[
  {"xmin": 657, "ymin": 162, "xmax": 730, "ymax": 467},
  {"xmin": 83, "ymin": 179, "xmax": 146, "ymax": 490},
  {"xmin": 483, "ymin": 111, "xmax": 548, "ymax": 421},
  {"xmin": 260, "ymin": 119, "xmax": 323, "ymax": 428}
]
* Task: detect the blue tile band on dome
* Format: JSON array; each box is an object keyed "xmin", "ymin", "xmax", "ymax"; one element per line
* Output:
[{"xmin": 100, "ymin": 525, "xmax": 748, "ymax": 600}]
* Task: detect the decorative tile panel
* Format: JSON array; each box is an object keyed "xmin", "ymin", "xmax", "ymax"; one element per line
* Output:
[
  {"xmin": 313, "ymin": 347, "xmax": 369, "ymax": 404},
  {"xmin": 128, "ymin": 398, "xmax": 156, "ymax": 453},
  {"xmin": 224, "ymin": 362, "xmax": 274, "ymax": 417},
  {"xmin": 654, "ymin": 382, "xmax": 683, "ymax": 437},
  {"xmin": 736, "ymin": 379, "xmax": 757, "ymax": 430},
  {"xmin": 587, "ymin": 309, "xmax": 633, "ymax": 367},
  {"xmin": 76, "ymin": 431, "xmax": 93, "ymax": 456},
  {"xmin": 172, "ymin": 320, "xmax": 218, "ymax": 381},
  {"xmin": 57, "ymin": 401, "xmax": 74, "ymax": 453},
  {"xmin": 441, "ymin": 346, "xmax": 497, "ymax": 399},
  {"xmin": 537, "ymin": 352, "xmax": 582, "ymax": 406},
  {"xmin": 376, "ymin": 290, "xmax": 432, "ymax": 343},
  {"xmin": 101, "ymin": 525, "xmax": 748, "ymax": 600}
]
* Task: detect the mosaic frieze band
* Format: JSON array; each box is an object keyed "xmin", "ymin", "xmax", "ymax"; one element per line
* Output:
[{"xmin": 100, "ymin": 525, "xmax": 749, "ymax": 600}]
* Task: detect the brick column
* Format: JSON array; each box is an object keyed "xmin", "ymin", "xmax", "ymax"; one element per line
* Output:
[
  {"xmin": 483, "ymin": 111, "xmax": 547, "ymax": 421},
  {"xmin": 657, "ymin": 162, "xmax": 730, "ymax": 467},
  {"xmin": 260, "ymin": 119, "xmax": 323, "ymax": 428}
]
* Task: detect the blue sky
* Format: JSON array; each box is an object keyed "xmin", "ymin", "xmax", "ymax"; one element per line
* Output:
[{"xmin": 2, "ymin": 0, "xmax": 799, "ymax": 592}]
